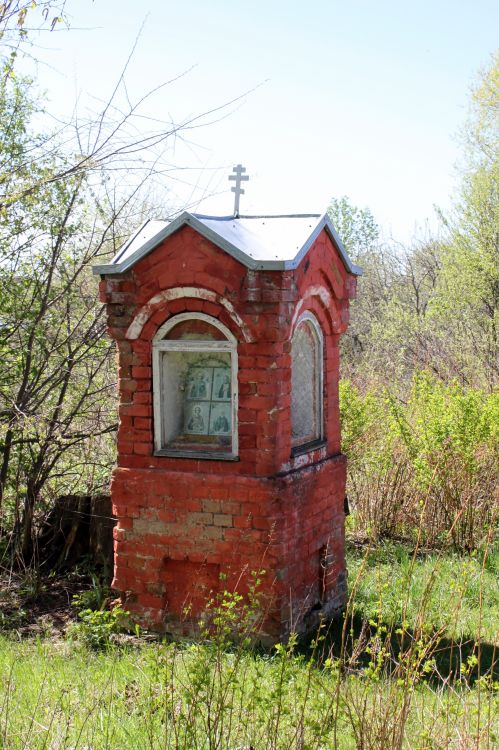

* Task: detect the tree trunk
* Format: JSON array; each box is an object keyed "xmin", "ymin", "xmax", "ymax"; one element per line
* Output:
[
  {"xmin": 21, "ymin": 480, "xmax": 37, "ymax": 561},
  {"xmin": 36, "ymin": 494, "xmax": 115, "ymax": 579}
]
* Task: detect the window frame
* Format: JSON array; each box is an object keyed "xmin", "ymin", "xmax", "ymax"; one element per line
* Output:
[
  {"xmin": 290, "ymin": 311, "xmax": 325, "ymax": 454},
  {"xmin": 152, "ymin": 312, "xmax": 239, "ymax": 460}
]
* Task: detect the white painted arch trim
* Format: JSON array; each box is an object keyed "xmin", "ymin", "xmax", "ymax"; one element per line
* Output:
[
  {"xmin": 125, "ymin": 286, "xmax": 252, "ymax": 342},
  {"xmin": 290, "ymin": 285, "xmax": 343, "ymax": 335},
  {"xmin": 293, "ymin": 310, "xmax": 325, "ymax": 345},
  {"xmin": 291, "ymin": 310, "xmax": 325, "ymax": 445},
  {"xmin": 152, "ymin": 312, "xmax": 239, "ymax": 459},
  {"xmin": 154, "ymin": 311, "xmax": 238, "ymax": 345}
]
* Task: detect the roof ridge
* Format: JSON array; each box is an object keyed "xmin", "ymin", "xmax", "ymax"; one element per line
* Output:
[{"xmin": 191, "ymin": 213, "xmax": 322, "ymax": 221}]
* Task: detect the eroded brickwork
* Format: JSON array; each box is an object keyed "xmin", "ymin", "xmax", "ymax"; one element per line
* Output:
[{"xmin": 99, "ymin": 224, "xmax": 356, "ymax": 639}]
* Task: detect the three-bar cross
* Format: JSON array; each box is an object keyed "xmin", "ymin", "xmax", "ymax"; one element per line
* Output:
[{"xmin": 228, "ymin": 164, "xmax": 249, "ymax": 216}]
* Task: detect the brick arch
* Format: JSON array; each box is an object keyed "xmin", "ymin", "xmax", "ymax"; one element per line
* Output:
[
  {"xmin": 125, "ymin": 286, "xmax": 253, "ymax": 343},
  {"xmin": 154, "ymin": 311, "xmax": 238, "ymax": 344},
  {"xmin": 290, "ymin": 310, "xmax": 325, "ymax": 448},
  {"xmin": 290, "ymin": 286, "xmax": 343, "ymax": 337},
  {"xmin": 140, "ymin": 297, "xmax": 241, "ymax": 346}
]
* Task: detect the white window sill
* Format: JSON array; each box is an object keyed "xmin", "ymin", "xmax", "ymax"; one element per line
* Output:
[{"xmin": 154, "ymin": 448, "xmax": 239, "ymax": 461}]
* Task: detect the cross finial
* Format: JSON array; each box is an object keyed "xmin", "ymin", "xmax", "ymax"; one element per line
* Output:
[{"xmin": 228, "ymin": 164, "xmax": 249, "ymax": 217}]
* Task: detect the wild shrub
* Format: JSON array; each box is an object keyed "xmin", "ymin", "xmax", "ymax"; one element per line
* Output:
[
  {"xmin": 340, "ymin": 372, "xmax": 498, "ymax": 549},
  {"xmin": 1, "ymin": 540, "xmax": 497, "ymax": 748},
  {"xmin": 71, "ymin": 573, "xmax": 110, "ymax": 612},
  {"xmin": 67, "ymin": 605, "xmax": 131, "ymax": 650},
  {"xmin": 69, "ymin": 579, "xmax": 132, "ymax": 650}
]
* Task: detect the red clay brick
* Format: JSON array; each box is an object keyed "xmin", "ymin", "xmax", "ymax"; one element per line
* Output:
[{"xmin": 103, "ymin": 217, "xmax": 356, "ymax": 640}]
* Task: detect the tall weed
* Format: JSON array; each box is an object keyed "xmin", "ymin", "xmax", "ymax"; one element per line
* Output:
[
  {"xmin": 340, "ymin": 372, "xmax": 498, "ymax": 549},
  {"xmin": 0, "ymin": 537, "xmax": 497, "ymax": 748}
]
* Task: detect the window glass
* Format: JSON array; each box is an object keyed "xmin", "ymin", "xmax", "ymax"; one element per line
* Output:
[
  {"xmin": 161, "ymin": 351, "xmax": 232, "ymax": 452},
  {"xmin": 153, "ymin": 314, "xmax": 237, "ymax": 458},
  {"xmin": 291, "ymin": 318, "xmax": 322, "ymax": 448}
]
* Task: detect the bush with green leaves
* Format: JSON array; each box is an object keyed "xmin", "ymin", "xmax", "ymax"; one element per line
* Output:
[
  {"xmin": 71, "ymin": 574, "xmax": 110, "ymax": 613},
  {"xmin": 68, "ymin": 606, "xmax": 131, "ymax": 651},
  {"xmin": 1, "ymin": 539, "xmax": 498, "ymax": 749},
  {"xmin": 340, "ymin": 372, "xmax": 498, "ymax": 548}
]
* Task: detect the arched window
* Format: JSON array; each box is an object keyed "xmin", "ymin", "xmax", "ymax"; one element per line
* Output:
[
  {"xmin": 291, "ymin": 312, "xmax": 324, "ymax": 450},
  {"xmin": 152, "ymin": 313, "xmax": 238, "ymax": 459}
]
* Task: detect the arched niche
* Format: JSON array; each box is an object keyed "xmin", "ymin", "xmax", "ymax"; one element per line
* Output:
[
  {"xmin": 290, "ymin": 312, "xmax": 324, "ymax": 451},
  {"xmin": 152, "ymin": 313, "xmax": 238, "ymax": 459}
]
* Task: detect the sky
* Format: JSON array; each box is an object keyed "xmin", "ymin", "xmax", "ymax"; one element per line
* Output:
[{"xmin": 25, "ymin": 0, "xmax": 499, "ymax": 242}]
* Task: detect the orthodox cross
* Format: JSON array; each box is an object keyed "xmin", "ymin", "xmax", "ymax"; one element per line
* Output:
[{"xmin": 228, "ymin": 164, "xmax": 249, "ymax": 216}]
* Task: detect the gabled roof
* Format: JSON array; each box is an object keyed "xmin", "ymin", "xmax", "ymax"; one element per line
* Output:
[{"xmin": 92, "ymin": 212, "xmax": 362, "ymax": 276}]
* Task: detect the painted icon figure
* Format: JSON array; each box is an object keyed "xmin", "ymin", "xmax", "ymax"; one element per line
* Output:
[
  {"xmin": 209, "ymin": 403, "xmax": 231, "ymax": 435},
  {"xmin": 187, "ymin": 405, "xmax": 205, "ymax": 432},
  {"xmin": 213, "ymin": 414, "xmax": 229, "ymax": 432},
  {"xmin": 212, "ymin": 367, "xmax": 231, "ymax": 401},
  {"xmin": 217, "ymin": 374, "xmax": 230, "ymax": 399},
  {"xmin": 189, "ymin": 373, "xmax": 207, "ymax": 399}
]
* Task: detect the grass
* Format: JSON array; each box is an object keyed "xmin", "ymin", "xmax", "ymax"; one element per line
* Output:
[
  {"xmin": 348, "ymin": 542, "xmax": 499, "ymax": 642},
  {"xmin": 0, "ymin": 632, "xmax": 497, "ymax": 749},
  {"xmin": 0, "ymin": 541, "xmax": 497, "ymax": 749}
]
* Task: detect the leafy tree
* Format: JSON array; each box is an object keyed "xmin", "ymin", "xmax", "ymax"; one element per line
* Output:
[
  {"xmin": 464, "ymin": 50, "xmax": 498, "ymax": 168},
  {"xmin": 332, "ymin": 51, "xmax": 498, "ymax": 389},
  {"xmin": 327, "ymin": 195, "xmax": 379, "ymax": 262},
  {"xmin": 327, "ymin": 197, "xmax": 388, "ymax": 372},
  {"xmin": 0, "ymin": 13, "xmax": 241, "ymax": 558},
  {"xmin": 0, "ymin": 74, "xmax": 121, "ymax": 557},
  {"xmin": 0, "ymin": 1, "xmax": 67, "ymax": 78},
  {"xmin": 428, "ymin": 53, "xmax": 498, "ymax": 388}
]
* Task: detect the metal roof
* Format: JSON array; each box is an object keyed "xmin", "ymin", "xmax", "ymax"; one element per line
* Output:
[{"xmin": 92, "ymin": 212, "xmax": 362, "ymax": 276}]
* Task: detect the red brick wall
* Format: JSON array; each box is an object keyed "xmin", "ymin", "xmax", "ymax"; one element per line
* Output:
[
  {"xmin": 111, "ymin": 454, "xmax": 346, "ymax": 639},
  {"xmin": 100, "ymin": 224, "xmax": 356, "ymax": 639}
]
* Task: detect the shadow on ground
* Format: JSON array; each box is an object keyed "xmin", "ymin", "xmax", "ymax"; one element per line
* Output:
[{"xmin": 303, "ymin": 611, "xmax": 498, "ymax": 688}]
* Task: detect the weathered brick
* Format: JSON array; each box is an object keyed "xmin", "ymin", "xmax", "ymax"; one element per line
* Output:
[
  {"xmin": 213, "ymin": 514, "xmax": 232, "ymax": 527},
  {"xmin": 202, "ymin": 499, "xmax": 221, "ymax": 513},
  {"xmin": 132, "ymin": 366, "xmax": 152, "ymax": 379},
  {"xmin": 200, "ymin": 525, "xmax": 223, "ymax": 540},
  {"xmin": 189, "ymin": 511, "xmax": 213, "ymax": 525},
  {"xmin": 104, "ymin": 217, "xmax": 355, "ymax": 641}
]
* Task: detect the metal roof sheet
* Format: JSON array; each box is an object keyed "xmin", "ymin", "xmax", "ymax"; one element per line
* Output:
[{"xmin": 92, "ymin": 212, "xmax": 362, "ymax": 276}]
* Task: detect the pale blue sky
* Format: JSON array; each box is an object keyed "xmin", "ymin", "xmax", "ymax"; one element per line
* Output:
[{"xmin": 29, "ymin": 0, "xmax": 498, "ymax": 241}]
